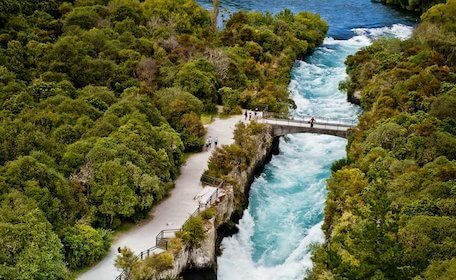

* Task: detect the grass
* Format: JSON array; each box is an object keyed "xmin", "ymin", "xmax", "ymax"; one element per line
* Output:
[
  {"xmin": 201, "ymin": 113, "xmax": 216, "ymax": 125},
  {"xmin": 114, "ymin": 221, "xmax": 138, "ymax": 237},
  {"xmin": 71, "ymin": 263, "xmax": 96, "ymax": 279},
  {"xmin": 218, "ymin": 112, "xmax": 232, "ymax": 119},
  {"xmin": 201, "ymin": 110, "xmax": 241, "ymax": 125},
  {"xmin": 181, "ymin": 152, "xmax": 194, "ymax": 164}
]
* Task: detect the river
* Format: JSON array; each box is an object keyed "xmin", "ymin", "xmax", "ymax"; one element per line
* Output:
[{"xmin": 196, "ymin": 1, "xmax": 416, "ymax": 279}]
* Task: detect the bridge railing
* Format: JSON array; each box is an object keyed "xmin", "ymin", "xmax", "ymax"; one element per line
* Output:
[
  {"xmin": 261, "ymin": 117, "xmax": 354, "ymax": 131},
  {"xmin": 114, "ymin": 176, "xmax": 225, "ymax": 280},
  {"xmin": 262, "ymin": 112, "xmax": 355, "ymax": 125}
]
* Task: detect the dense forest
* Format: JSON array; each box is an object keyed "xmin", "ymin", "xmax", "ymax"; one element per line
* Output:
[
  {"xmin": 310, "ymin": 0, "xmax": 456, "ymax": 279},
  {"xmin": 0, "ymin": 0, "xmax": 327, "ymax": 278}
]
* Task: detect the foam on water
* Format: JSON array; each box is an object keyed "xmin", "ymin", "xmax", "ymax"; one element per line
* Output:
[
  {"xmin": 352, "ymin": 23, "xmax": 413, "ymax": 40},
  {"xmin": 218, "ymin": 134, "xmax": 345, "ymax": 280},
  {"xmin": 196, "ymin": 0, "xmax": 416, "ymax": 38},
  {"xmin": 217, "ymin": 24, "xmax": 413, "ymax": 280}
]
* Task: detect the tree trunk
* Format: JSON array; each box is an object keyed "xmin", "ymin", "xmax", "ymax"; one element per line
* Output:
[{"xmin": 213, "ymin": 0, "xmax": 219, "ymax": 31}]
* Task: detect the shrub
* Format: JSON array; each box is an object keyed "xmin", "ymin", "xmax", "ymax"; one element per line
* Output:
[
  {"xmin": 200, "ymin": 207, "xmax": 216, "ymax": 220},
  {"xmin": 167, "ymin": 237, "xmax": 183, "ymax": 256},
  {"xmin": 180, "ymin": 216, "xmax": 206, "ymax": 249},
  {"xmin": 62, "ymin": 224, "xmax": 112, "ymax": 269},
  {"xmin": 144, "ymin": 252, "xmax": 174, "ymax": 274},
  {"xmin": 330, "ymin": 157, "xmax": 352, "ymax": 173}
]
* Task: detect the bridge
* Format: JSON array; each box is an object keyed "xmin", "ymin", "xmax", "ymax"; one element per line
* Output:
[{"xmin": 257, "ymin": 114, "xmax": 355, "ymax": 139}]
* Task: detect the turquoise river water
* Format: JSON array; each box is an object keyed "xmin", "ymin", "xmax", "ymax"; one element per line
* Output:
[{"xmin": 195, "ymin": 1, "xmax": 416, "ymax": 279}]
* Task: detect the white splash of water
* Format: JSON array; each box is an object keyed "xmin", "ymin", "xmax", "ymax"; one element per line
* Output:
[{"xmin": 217, "ymin": 24, "xmax": 413, "ymax": 280}]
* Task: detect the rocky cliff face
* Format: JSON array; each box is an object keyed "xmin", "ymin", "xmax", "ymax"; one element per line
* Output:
[
  {"xmin": 228, "ymin": 125, "xmax": 276, "ymax": 210},
  {"xmin": 168, "ymin": 125, "xmax": 278, "ymax": 278}
]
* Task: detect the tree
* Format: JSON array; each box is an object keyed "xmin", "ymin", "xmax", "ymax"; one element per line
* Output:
[
  {"xmin": 62, "ymin": 224, "xmax": 112, "ymax": 269},
  {"xmin": 92, "ymin": 159, "xmax": 139, "ymax": 227},
  {"xmin": 0, "ymin": 191, "xmax": 68, "ymax": 280},
  {"xmin": 1, "ymin": 152, "xmax": 76, "ymax": 229},
  {"xmin": 212, "ymin": 0, "xmax": 219, "ymax": 31},
  {"xmin": 178, "ymin": 112, "xmax": 205, "ymax": 151},
  {"xmin": 155, "ymin": 87, "xmax": 203, "ymax": 124},
  {"xmin": 174, "ymin": 60, "xmax": 217, "ymax": 104},
  {"xmin": 136, "ymin": 58, "xmax": 157, "ymax": 87},
  {"xmin": 423, "ymin": 258, "xmax": 456, "ymax": 280},
  {"xmin": 115, "ymin": 247, "xmax": 139, "ymax": 280},
  {"xmin": 430, "ymin": 91, "xmax": 456, "ymax": 120},
  {"xmin": 311, "ymin": 2, "xmax": 456, "ymax": 277},
  {"xmin": 63, "ymin": 6, "xmax": 105, "ymax": 31},
  {"xmin": 399, "ymin": 216, "xmax": 456, "ymax": 271},
  {"xmin": 0, "ymin": 0, "xmax": 332, "ymax": 275}
]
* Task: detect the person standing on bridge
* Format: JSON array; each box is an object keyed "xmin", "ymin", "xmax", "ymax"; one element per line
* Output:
[{"xmin": 309, "ymin": 117, "xmax": 315, "ymax": 128}]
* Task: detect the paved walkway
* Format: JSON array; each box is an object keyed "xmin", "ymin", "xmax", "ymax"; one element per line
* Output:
[{"xmin": 79, "ymin": 115, "xmax": 243, "ymax": 280}]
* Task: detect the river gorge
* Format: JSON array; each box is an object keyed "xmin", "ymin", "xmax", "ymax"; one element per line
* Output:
[
  {"xmin": 196, "ymin": 1, "xmax": 416, "ymax": 279},
  {"xmin": 2, "ymin": 0, "xmax": 454, "ymax": 279}
]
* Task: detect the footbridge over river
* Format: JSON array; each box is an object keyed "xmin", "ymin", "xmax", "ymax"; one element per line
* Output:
[{"xmin": 258, "ymin": 114, "xmax": 355, "ymax": 139}]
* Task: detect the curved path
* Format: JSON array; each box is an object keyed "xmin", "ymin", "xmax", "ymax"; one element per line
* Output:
[{"xmin": 79, "ymin": 114, "xmax": 243, "ymax": 280}]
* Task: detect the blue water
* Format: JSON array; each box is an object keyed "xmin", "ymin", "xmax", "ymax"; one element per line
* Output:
[
  {"xmin": 195, "ymin": 1, "xmax": 416, "ymax": 279},
  {"xmin": 197, "ymin": 0, "xmax": 416, "ymax": 38}
]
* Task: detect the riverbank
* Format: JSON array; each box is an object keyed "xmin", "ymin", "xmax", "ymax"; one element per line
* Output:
[
  {"xmin": 79, "ymin": 115, "xmax": 242, "ymax": 280},
  {"xmin": 112, "ymin": 121, "xmax": 279, "ymax": 279},
  {"xmin": 194, "ymin": 1, "xmax": 419, "ymax": 280},
  {"xmin": 177, "ymin": 122, "xmax": 278, "ymax": 278},
  {"xmin": 309, "ymin": 1, "xmax": 456, "ymax": 278}
]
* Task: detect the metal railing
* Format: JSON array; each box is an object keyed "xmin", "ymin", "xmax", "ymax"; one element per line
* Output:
[
  {"xmin": 155, "ymin": 229, "xmax": 181, "ymax": 251},
  {"xmin": 199, "ymin": 188, "xmax": 219, "ymax": 209},
  {"xmin": 261, "ymin": 106, "xmax": 356, "ymax": 128},
  {"xmin": 114, "ymin": 176, "xmax": 225, "ymax": 280},
  {"xmin": 246, "ymin": 104, "xmax": 269, "ymax": 112},
  {"xmin": 190, "ymin": 186, "xmax": 220, "ymax": 217},
  {"xmin": 201, "ymin": 174, "xmax": 224, "ymax": 187},
  {"xmin": 115, "ymin": 270, "xmax": 128, "ymax": 280},
  {"xmin": 261, "ymin": 117, "xmax": 354, "ymax": 131}
]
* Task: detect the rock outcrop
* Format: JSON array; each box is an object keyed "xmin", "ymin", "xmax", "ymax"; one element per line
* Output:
[{"xmin": 165, "ymin": 125, "xmax": 277, "ymax": 278}]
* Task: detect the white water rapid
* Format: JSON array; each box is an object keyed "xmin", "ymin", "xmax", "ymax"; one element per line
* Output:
[{"xmin": 217, "ymin": 24, "xmax": 413, "ymax": 280}]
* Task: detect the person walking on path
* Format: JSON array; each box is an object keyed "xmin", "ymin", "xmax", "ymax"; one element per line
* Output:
[
  {"xmin": 214, "ymin": 137, "xmax": 218, "ymax": 147},
  {"xmin": 244, "ymin": 110, "xmax": 248, "ymax": 121},
  {"xmin": 249, "ymin": 112, "xmax": 252, "ymax": 121},
  {"xmin": 206, "ymin": 136, "xmax": 212, "ymax": 150},
  {"xmin": 78, "ymin": 115, "xmax": 243, "ymax": 280}
]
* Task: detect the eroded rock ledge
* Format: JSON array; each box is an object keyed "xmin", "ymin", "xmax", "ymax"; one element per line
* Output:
[{"xmin": 165, "ymin": 125, "xmax": 278, "ymax": 279}]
